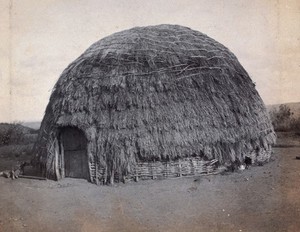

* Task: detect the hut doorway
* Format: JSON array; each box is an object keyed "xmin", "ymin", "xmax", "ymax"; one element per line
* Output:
[{"xmin": 59, "ymin": 127, "xmax": 88, "ymax": 179}]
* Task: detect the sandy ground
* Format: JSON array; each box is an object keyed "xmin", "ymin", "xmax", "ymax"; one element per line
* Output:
[{"xmin": 1, "ymin": 136, "xmax": 300, "ymax": 231}]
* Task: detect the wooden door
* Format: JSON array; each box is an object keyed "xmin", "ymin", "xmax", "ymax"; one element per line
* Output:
[{"xmin": 61, "ymin": 127, "xmax": 88, "ymax": 179}]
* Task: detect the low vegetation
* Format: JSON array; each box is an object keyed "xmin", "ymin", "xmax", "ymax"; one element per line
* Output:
[
  {"xmin": 269, "ymin": 104, "xmax": 300, "ymax": 132},
  {"xmin": 0, "ymin": 122, "xmax": 38, "ymax": 170}
]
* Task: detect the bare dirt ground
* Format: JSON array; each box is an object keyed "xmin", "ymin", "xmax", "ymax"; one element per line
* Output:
[{"xmin": 1, "ymin": 133, "xmax": 300, "ymax": 232}]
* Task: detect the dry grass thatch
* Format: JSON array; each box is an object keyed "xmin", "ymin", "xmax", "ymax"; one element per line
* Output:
[{"xmin": 33, "ymin": 24, "xmax": 276, "ymax": 184}]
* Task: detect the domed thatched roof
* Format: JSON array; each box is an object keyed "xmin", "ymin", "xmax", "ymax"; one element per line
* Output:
[{"xmin": 34, "ymin": 24, "xmax": 275, "ymax": 182}]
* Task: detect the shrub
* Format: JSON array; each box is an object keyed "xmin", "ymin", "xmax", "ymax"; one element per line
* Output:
[
  {"xmin": 269, "ymin": 104, "xmax": 294, "ymax": 131},
  {"xmin": 290, "ymin": 116, "xmax": 300, "ymax": 132},
  {"xmin": 0, "ymin": 122, "xmax": 38, "ymax": 146},
  {"xmin": 0, "ymin": 122, "xmax": 23, "ymax": 145},
  {"xmin": 0, "ymin": 144, "xmax": 34, "ymax": 158}
]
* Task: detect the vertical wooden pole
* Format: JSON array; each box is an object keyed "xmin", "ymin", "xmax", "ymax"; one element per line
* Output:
[
  {"xmin": 110, "ymin": 171, "xmax": 114, "ymax": 185},
  {"xmin": 178, "ymin": 160, "xmax": 182, "ymax": 177},
  {"xmin": 54, "ymin": 138, "xmax": 60, "ymax": 180},
  {"xmin": 60, "ymin": 138, "xmax": 65, "ymax": 178},
  {"xmin": 95, "ymin": 162, "xmax": 99, "ymax": 185},
  {"xmin": 95, "ymin": 154, "xmax": 99, "ymax": 185},
  {"xmin": 135, "ymin": 165, "xmax": 139, "ymax": 182},
  {"xmin": 191, "ymin": 159, "xmax": 194, "ymax": 176},
  {"xmin": 151, "ymin": 163, "xmax": 154, "ymax": 180},
  {"xmin": 103, "ymin": 166, "xmax": 107, "ymax": 185},
  {"xmin": 166, "ymin": 163, "xmax": 169, "ymax": 178}
]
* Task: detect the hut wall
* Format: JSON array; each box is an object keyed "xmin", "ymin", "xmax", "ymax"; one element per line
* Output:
[
  {"xmin": 88, "ymin": 130, "xmax": 275, "ymax": 185},
  {"xmin": 35, "ymin": 119, "xmax": 275, "ymax": 185}
]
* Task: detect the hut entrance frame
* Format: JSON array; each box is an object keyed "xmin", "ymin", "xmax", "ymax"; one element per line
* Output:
[{"xmin": 57, "ymin": 127, "xmax": 89, "ymax": 180}]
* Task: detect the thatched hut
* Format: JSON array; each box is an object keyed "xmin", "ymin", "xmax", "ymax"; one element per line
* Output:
[{"xmin": 33, "ymin": 24, "xmax": 276, "ymax": 184}]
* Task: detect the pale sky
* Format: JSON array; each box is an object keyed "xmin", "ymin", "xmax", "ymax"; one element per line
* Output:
[{"xmin": 0, "ymin": 0, "xmax": 299, "ymax": 122}]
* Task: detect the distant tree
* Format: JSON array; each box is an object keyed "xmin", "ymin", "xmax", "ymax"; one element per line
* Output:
[
  {"xmin": 291, "ymin": 117, "xmax": 300, "ymax": 131},
  {"xmin": 0, "ymin": 122, "xmax": 25, "ymax": 146},
  {"xmin": 269, "ymin": 104, "xmax": 294, "ymax": 131}
]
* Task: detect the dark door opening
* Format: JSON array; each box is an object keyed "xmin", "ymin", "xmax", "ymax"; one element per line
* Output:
[{"xmin": 60, "ymin": 127, "xmax": 88, "ymax": 179}]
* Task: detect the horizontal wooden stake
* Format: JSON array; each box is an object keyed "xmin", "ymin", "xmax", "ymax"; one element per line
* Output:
[{"xmin": 19, "ymin": 175, "xmax": 47, "ymax": 180}]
